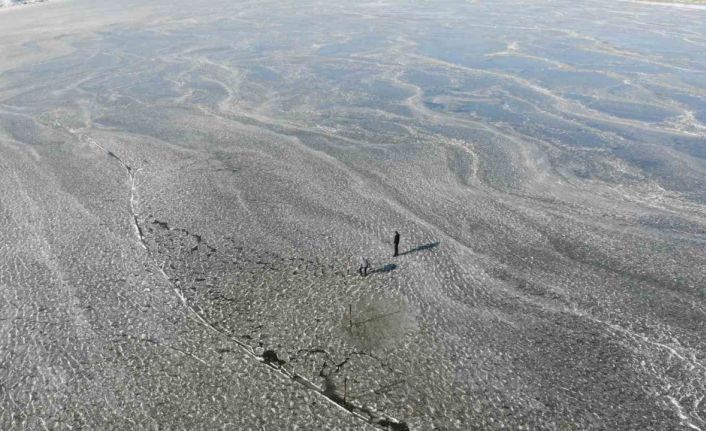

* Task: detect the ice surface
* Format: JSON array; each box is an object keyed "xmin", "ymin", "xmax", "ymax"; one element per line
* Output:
[
  {"xmin": 0, "ymin": 0, "xmax": 47, "ymax": 9},
  {"xmin": 1, "ymin": 0, "xmax": 705, "ymax": 429}
]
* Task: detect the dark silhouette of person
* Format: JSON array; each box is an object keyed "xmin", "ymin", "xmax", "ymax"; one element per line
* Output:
[{"xmin": 393, "ymin": 231, "xmax": 400, "ymax": 257}]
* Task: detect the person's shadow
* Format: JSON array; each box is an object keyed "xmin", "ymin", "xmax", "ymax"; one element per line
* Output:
[
  {"xmin": 370, "ymin": 263, "xmax": 397, "ymax": 274},
  {"xmin": 399, "ymin": 241, "xmax": 440, "ymax": 256}
]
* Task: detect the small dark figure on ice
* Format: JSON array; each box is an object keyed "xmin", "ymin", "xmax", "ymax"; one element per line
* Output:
[
  {"xmin": 393, "ymin": 231, "xmax": 400, "ymax": 257},
  {"xmin": 358, "ymin": 257, "xmax": 370, "ymax": 277}
]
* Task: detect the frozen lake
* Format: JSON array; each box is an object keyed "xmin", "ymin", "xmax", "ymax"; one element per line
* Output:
[{"xmin": 1, "ymin": 0, "xmax": 705, "ymax": 429}]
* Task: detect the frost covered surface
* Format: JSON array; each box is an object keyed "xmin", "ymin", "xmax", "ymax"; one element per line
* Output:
[
  {"xmin": 1, "ymin": 0, "xmax": 705, "ymax": 429},
  {"xmin": 0, "ymin": 0, "xmax": 47, "ymax": 8}
]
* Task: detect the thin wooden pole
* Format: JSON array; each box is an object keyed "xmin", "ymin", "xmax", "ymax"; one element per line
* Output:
[{"xmin": 349, "ymin": 304, "xmax": 352, "ymax": 329}]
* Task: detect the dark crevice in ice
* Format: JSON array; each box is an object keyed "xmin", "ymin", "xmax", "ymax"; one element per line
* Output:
[
  {"xmin": 150, "ymin": 218, "xmax": 218, "ymax": 255},
  {"xmin": 261, "ymin": 349, "xmax": 286, "ymax": 367},
  {"xmin": 259, "ymin": 347, "xmax": 411, "ymax": 431}
]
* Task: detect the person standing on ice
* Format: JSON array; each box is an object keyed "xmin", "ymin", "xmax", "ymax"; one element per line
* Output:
[
  {"xmin": 393, "ymin": 231, "xmax": 400, "ymax": 257},
  {"xmin": 358, "ymin": 257, "xmax": 370, "ymax": 277}
]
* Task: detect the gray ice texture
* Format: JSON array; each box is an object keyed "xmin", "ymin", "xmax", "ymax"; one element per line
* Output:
[{"xmin": 0, "ymin": 0, "xmax": 705, "ymax": 430}]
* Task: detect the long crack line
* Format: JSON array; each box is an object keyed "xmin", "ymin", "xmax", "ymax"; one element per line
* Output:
[
  {"xmin": 63, "ymin": 125, "xmax": 147, "ymax": 249},
  {"xmin": 86, "ymin": 136, "xmax": 147, "ymax": 250}
]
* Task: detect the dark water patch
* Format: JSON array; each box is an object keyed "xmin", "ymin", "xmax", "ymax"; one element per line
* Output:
[
  {"xmin": 152, "ymin": 219, "xmax": 170, "ymax": 230},
  {"xmin": 261, "ymin": 350, "xmax": 286, "ymax": 366},
  {"xmin": 377, "ymin": 419, "xmax": 410, "ymax": 431}
]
